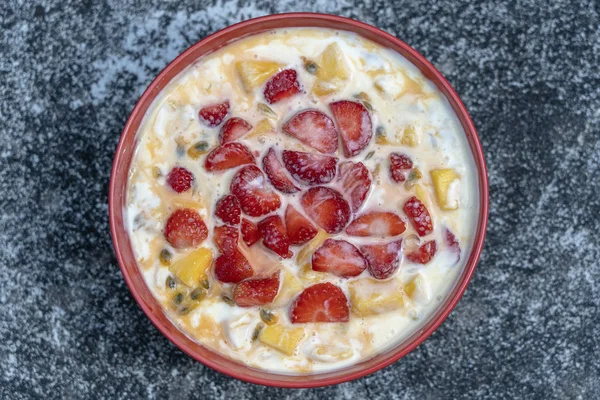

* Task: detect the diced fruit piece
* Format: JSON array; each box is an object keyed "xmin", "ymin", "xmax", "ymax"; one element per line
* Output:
[
  {"xmin": 406, "ymin": 240, "xmax": 437, "ymax": 264},
  {"xmin": 230, "ymin": 165, "xmax": 281, "ymax": 217},
  {"xmin": 337, "ymin": 161, "xmax": 371, "ymax": 213},
  {"xmin": 166, "ymin": 167, "xmax": 194, "ymax": 193},
  {"xmin": 169, "ymin": 247, "xmax": 213, "ymax": 287},
  {"xmin": 273, "ymin": 269, "xmax": 304, "ymax": 307},
  {"xmin": 360, "ymin": 240, "xmax": 403, "ymax": 280},
  {"xmin": 282, "ymin": 110, "xmax": 338, "ymax": 154},
  {"xmin": 213, "ymin": 225, "xmax": 239, "ymax": 253},
  {"xmin": 375, "ymin": 125, "xmax": 396, "ymax": 145},
  {"xmin": 329, "ymin": 100, "xmax": 372, "ymax": 157},
  {"xmin": 346, "ymin": 211, "xmax": 406, "ymax": 237},
  {"xmin": 199, "ymin": 101, "xmax": 229, "ymax": 126},
  {"xmin": 257, "ymin": 103, "xmax": 277, "ymax": 119},
  {"xmin": 259, "ymin": 324, "xmax": 305, "ymax": 355},
  {"xmin": 233, "ymin": 272, "xmax": 280, "ymax": 307},
  {"xmin": 403, "ymin": 196, "xmax": 434, "ymax": 236},
  {"xmin": 257, "ymin": 215, "xmax": 292, "ymax": 258},
  {"xmin": 405, "ymin": 167, "xmax": 423, "ymax": 190},
  {"xmin": 312, "ymin": 43, "xmax": 349, "ymax": 96},
  {"xmin": 214, "ymin": 248, "xmax": 253, "ymax": 283},
  {"xmin": 445, "ymin": 227, "xmax": 461, "ymax": 264},
  {"xmin": 219, "ymin": 117, "xmax": 253, "ymax": 143},
  {"xmin": 249, "ymin": 118, "xmax": 275, "ymax": 137},
  {"xmin": 404, "ymin": 274, "xmax": 432, "ymax": 304},
  {"xmin": 236, "ymin": 60, "xmax": 283, "ymax": 91},
  {"xmin": 301, "ymin": 187, "xmax": 351, "ymax": 234},
  {"xmin": 214, "ymin": 194, "xmax": 241, "ymax": 225},
  {"xmin": 263, "ymin": 69, "xmax": 301, "ymax": 104},
  {"xmin": 187, "ymin": 141, "xmax": 210, "ymax": 159},
  {"xmin": 401, "ymin": 125, "xmax": 418, "ymax": 147},
  {"xmin": 430, "ymin": 169, "xmax": 461, "ymax": 210},
  {"xmin": 204, "ymin": 142, "xmax": 255, "ymax": 172},
  {"xmin": 349, "ymin": 278, "xmax": 408, "ymax": 317},
  {"xmin": 389, "ymin": 153, "xmax": 413, "ymax": 183},
  {"xmin": 260, "ymin": 309, "xmax": 279, "ymax": 325},
  {"xmin": 296, "ymin": 229, "xmax": 329, "ymax": 269},
  {"xmin": 164, "ymin": 208, "xmax": 208, "ymax": 249},
  {"xmin": 285, "ymin": 205, "xmax": 318, "ymax": 246},
  {"xmin": 312, "ymin": 239, "xmax": 367, "ymax": 277},
  {"xmin": 290, "ymin": 282, "xmax": 350, "ymax": 323},
  {"xmin": 262, "ymin": 148, "xmax": 300, "ymax": 194},
  {"xmin": 282, "ymin": 150, "xmax": 337, "ymax": 186},
  {"xmin": 241, "ymin": 218, "xmax": 260, "ymax": 246}
]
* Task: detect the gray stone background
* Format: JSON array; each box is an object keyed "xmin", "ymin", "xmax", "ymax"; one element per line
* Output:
[{"xmin": 1, "ymin": 0, "xmax": 599, "ymax": 399}]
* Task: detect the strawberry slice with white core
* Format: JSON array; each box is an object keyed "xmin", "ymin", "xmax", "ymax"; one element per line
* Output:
[
  {"xmin": 406, "ymin": 240, "xmax": 437, "ymax": 264},
  {"xmin": 219, "ymin": 117, "xmax": 252, "ymax": 143},
  {"xmin": 337, "ymin": 161, "xmax": 371, "ymax": 213},
  {"xmin": 204, "ymin": 142, "xmax": 255, "ymax": 172},
  {"xmin": 284, "ymin": 205, "xmax": 318, "ymax": 246},
  {"xmin": 312, "ymin": 239, "xmax": 367, "ymax": 277},
  {"xmin": 301, "ymin": 186, "xmax": 351, "ymax": 234},
  {"xmin": 346, "ymin": 211, "xmax": 406, "ymax": 237},
  {"xmin": 230, "ymin": 165, "xmax": 281, "ymax": 217},
  {"xmin": 214, "ymin": 248, "xmax": 254, "ymax": 283},
  {"xmin": 360, "ymin": 240, "xmax": 403, "ymax": 280},
  {"xmin": 199, "ymin": 101, "xmax": 230, "ymax": 127},
  {"xmin": 290, "ymin": 282, "xmax": 350, "ymax": 323},
  {"xmin": 444, "ymin": 227, "xmax": 461, "ymax": 264},
  {"xmin": 282, "ymin": 150, "xmax": 337, "ymax": 186},
  {"xmin": 263, "ymin": 69, "xmax": 301, "ymax": 104},
  {"xmin": 233, "ymin": 272, "xmax": 280, "ymax": 307},
  {"xmin": 282, "ymin": 109, "xmax": 338, "ymax": 154},
  {"xmin": 329, "ymin": 100, "xmax": 372, "ymax": 157},
  {"xmin": 257, "ymin": 215, "xmax": 293, "ymax": 259},
  {"xmin": 262, "ymin": 148, "xmax": 300, "ymax": 194}
]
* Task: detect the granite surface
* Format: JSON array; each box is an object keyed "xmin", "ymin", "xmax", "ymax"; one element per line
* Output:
[{"xmin": 1, "ymin": 0, "xmax": 599, "ymax": 398}]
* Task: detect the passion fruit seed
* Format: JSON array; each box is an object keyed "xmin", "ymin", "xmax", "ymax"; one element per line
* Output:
[
  {"xmin": 190, "ymin": 288, "xmax": 206, "ymax": 301},
  {"xmin": 152, "ymin": 166, "xmax": 162, "ymax": 178},
  {"xmin": 187, "ymin": 141, "xmax": 210, "ymax": 159},
  {"xmin": 178, "ymin": 304, "xmax": 192, "ymax": 315},
  {"xmin": 201, "ymin": 278, "xmax": 210, "ymax": 290},
  {"xmin": 257, "ymin": 102, "xmax": 277, "ymax": 119},
  {"xmin": 365, "ymin": 151, "xmax": 375, "ymax": 160},
  {"xmin": 405, "ymin": 167, "xmax": 423, "ymax": 190},
  {"xmin": 302, "ymin": 57, "xmax": 319, "ymax": 75},
  {"xmin": 260, "ymin": 309, "xmax": 279, "ymax": 325},
  {"xmin": 376, "ymin": 126, "xmax": 386, "ymax": 138},
  {"xmin": 252, "ymin": 323, "xmax": 265, "ymax": 341},
  {"xmin": 159, "ymin": 249, "xmax": 172, "ymax": 265},
  {"xmin": 222, "ymin": 295, "xmax": 235, "ymax": 306},
  {"xmin": 173, "ymin": 293, "xmax": 185, "ymax": 305},
  {"xmin": 166, "ymin": 276, "xmax": 177, "ymax": 290}
]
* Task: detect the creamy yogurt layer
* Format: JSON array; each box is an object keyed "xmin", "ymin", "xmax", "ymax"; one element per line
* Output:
[{"xmin": 125, "ymin": 28, "xmax": 479, "ymax": 374}]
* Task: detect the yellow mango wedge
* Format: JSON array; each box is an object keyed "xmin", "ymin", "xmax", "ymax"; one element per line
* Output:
[
  {"xmin": 169, "ymin": 247, "xmax": 213, "ymax": 287},
  {"xmin": 312, "ymin": 43, "xmax": 349, "ymax": 96},
  {"xmin": 349, "ymin": 278, "xmax": 409, "ymax": 317},
  {"xmin": 259, "ymin": 324, "xmax": 305, "ymax": 356},
  {"xmin": 236, "ymin": 60, "xmax": 282, "ymax": 92},
  {"xmin": 430, "ymin": 169, "xmax": 460, "ymax": 210}
]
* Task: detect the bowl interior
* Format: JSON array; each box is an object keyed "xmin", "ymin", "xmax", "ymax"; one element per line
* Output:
[{"xmin": 109, "ymin": 13, "xmax": 488, "ymax": 388}]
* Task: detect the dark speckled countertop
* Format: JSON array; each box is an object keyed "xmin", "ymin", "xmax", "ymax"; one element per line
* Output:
[{"xmin": 1, "ymin": 1, "xmax": 599, "ymax": 399}]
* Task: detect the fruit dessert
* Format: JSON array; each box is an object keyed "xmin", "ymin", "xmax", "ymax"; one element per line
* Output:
[{"xmin": 125, "ymin": 28, "xmax": 479, "ymax": 373}]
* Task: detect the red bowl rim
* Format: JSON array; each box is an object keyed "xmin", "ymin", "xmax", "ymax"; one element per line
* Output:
[{"xmin": 109, "ymin": 12, "xmax": 489, "ymax": 388}]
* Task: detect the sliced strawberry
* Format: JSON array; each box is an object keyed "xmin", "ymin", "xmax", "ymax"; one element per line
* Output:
[
  {"xmin": 257, "ymin": 215, "xmax": 292, "ymax": 258},
  {"xmin": 241, "ymin": 218, "xmax": 260, "ymax": 247},
  {"xmin": 312, "ymin": 239, "xmax": 367, "ymax": 278},
  {"xmin": 282, "ymin": 109, "xmax": 338, "ymax": 154},
  {"xmin": 262, "ymin": 148, "xmax": 300, "ymax": 194},
  {"xmin": 214, "ymin": 194, "xmax": 241, "ymax": 225},
  {"xmin": 406, "ymin": 240, "xmax": 437, "ymax": 264},
  {"xmin": 337, "ymin": 161, "xmax": 371, "ymax": 213},
  {"xmin": 219, "ymin": 117, "xmax": 253, "ymax": 143},
  {"xmin": 263, "ymin": 69, "xmax": 301, "ymax": 104},
  {"xmin": 204, "ymin": 142, "xmax": 255, "ymax": 172},
  {"xmin": 213, "ymin": 225, "xmax": 239, "ymax": 253},
  {"xmin": 164, "ymin": 208, "xmax": 208, "ymax": 249},
  {"xmin": 233, "ymin": 272, "xmax": 280, "ymax": 307},
  {"xmin": 301, "ymin": 186, "xmax": 351, "ymax": 234},
  {"xmin": 290, "ymin": 282, "xmax": 349, "ymax": 323},
  {"xmin": 230, "ymin": 165, "xmax": 281, "ymax": 217},
  {"xmin": 444, "ymin": 227, "xmax": 461, "ymax": 264},
  {"xmin": 199, "ymin": 101, "xmax": 230, "ymax": 126},
  {"xmin": 282, "ymin": 150, "xmax": 337, "ymax": 186},
  {"xmin": 329, "ymin": 100, "xmax": 372, "ymax": 157},
  {"xmin": 166, "ymin": 167, "xmax": 194, "ymax": 193},
  {"xmin": 403, "ymin": 196, "xmax": 434, "ymax": 236},
  {"xmin": 214, "ymin": 248, "xmax": 253, "ymax": 283},
  {"xmin": 346, "ymin": 211, "xmax": 406, "ymax": 237},
  {"xmin": 389, "ymin": 153, "xmax": 413, "ymax": 183},
  {"xmin": 285, "ymin": 205, "xmax": 318, "ymax": 246},
  {"xmin": 360, "ymin": 240, "xmax": 403, "ymax": 280}
]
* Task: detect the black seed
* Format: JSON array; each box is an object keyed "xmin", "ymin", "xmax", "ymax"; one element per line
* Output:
[
  {"xmin": 176, "ymin": 144, "xmax": 186, "ymax": 157},
  {"xmin": 376, "ymin": 126, "xmax": 386, "ymax": 137},
  {"xmin": 190, "ymin": 288, "xmax": 206, "ymax": 301},
  {"xmin": 173, "ymin": 293, "xmax": 185, "ymax": 305},
  {"xmin": 222, "ymin": 295, "xmax": 234, "ymax": 306},
  {"xmin": 252, "ymin": 323, "xmax": 265, "ymax": 341},
  {"xmin": 365, "ymin": 151, "xmax": 375, "ymax": 160},
  {"xmin": 166, "ymin": 276, "xmax": 176, "ymax": 290},
  {"xmin": 159, "ymin": 249, "xmax": 172, "ymax": 265},
  {"xmin": 201, "ymin": 279, "xmax": 210, "ymax": 290}
]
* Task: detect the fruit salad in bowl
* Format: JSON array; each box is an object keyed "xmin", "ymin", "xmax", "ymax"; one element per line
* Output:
[{"xmin": 110, "ymin": 13, "xmax": 488, "ymax": 386}]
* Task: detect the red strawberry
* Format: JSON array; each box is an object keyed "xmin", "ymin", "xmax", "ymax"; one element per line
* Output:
[
  {"xmin": 282, "ymin": 150, "xmax": 337, "ymax": 186},
  {"xmin": 329, "ymin": 100, "xmax": 372, "ymax": 157},
  {"xmin": 389, "ymin": 153, "xmax": 413, "ymax": 183},
  {"xmin": 312, "ymin": 239, "xmax": 367, "ymax": 278},
  {"xmin": 263, "ymin": 69, "xmax": 301, "ymax": 104},
  {"xmin": 166, "ymin": 166, "xmax": 194, "ymax": 193},
  {"xmin": 301, "ymin": 187, "xmax": 351, "ymax": 234},
  {"xmin": 346, "ymin": 211, "xmax": 406, "ymax": 237},
  {"xmin": 214, "ymin": 248, "xmax": 253, "ymax": 283},
  {"xmin": 282, "ymin": 109, "xmax": 338, "ymax": 154},
  {"xmin": 164, "ymin": 208, "xmax": 208, "ymax": 249},
  {"xmin": 406, "ymin": 240, "xmax": 437, "ymax": 264},
  {"xmin": 337, "ymin": 161, "xmax": 371, "ymax": 213},
  {"xmin": 290, "ymin": 282, "xmax": 349, "ymax": 323},
  {"xmin": 262, "ymin": 148, "xmax": 300, "ymax": 194},
  {"xmin": 204, "ymin": 142, "xmax": 255, "ymax": 172},
  {"xmin": 219, "ymin": 117, "xmax": 253, "ymax": 143},
  {"xmin": 444, "ymin": 227, "xmax": 461, "ymax": 264},
  {"xmin": 257, "ymin": 215, "xmax": 292, "ymax": 258},
  {"xmin": 360, "ymin": 240, "xmax": 403, "ymax": 279},
  {"xmin": 233, "ymin": 272, "xmax": 280, "ymax": 307},
  {"xmin": 213, "ymin": 225, "xmax": 239, "ymax": 253},
  {"xmin": 199, "ymin": 101, "xmax": 230, "ymax": 126},
  {"xmin": 403, "ymin": 196, "xmax": 434, "ymax": 236},
  {"xmin": 230, "ymin": 165, "xmax": 281, "ymax": 217},
  {"xmin": 214, "ymin": 194, "xmax": 241, "ymax": 225},
  {"xmin": 285, "ymin": 205, "xmax": 318, "ymax": 246},
  {"xmin": 241, "ymin": 218, "xmax": 260, "ymax": 247}
]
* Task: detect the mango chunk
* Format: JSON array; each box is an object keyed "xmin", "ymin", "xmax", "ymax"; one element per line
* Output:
[
  {"xmin": 236, "ymin": 60, "xmax": 283, "ymax": 92},
  {"xmin": 246, "ymin": 118, "xmax": 275, "ymax": 139},
  {"xmin": 259, "ymin": 324, "xmax": 305, "ymax": 355},
  {"xmin": 296, "ymin": 230, "xmax": 329, "ymax": 270},
  {"xmin": 430, "ymin": 169, "xmax": 461, "ymax": 210},
  {"xmin": 273, "ymin": 269, "xmax": 303, "ymax": 307},
  {"xmin": 169, "ymin": 247, "xmax": 213, "ymax": 287},
  {"xmin": 349, "ymin": 278, "xmax": 409, "ymax": 317},
  {"xmin": 404, "ymin": 274, "xmax": 432, "ymax": 304},
  {"xmin": 401, "ymin": 126, "xmax": 419, "ymax": 147},
  {"xmin": 312, "ymin": 43, "xmax": 349, "ymax": 96}
]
